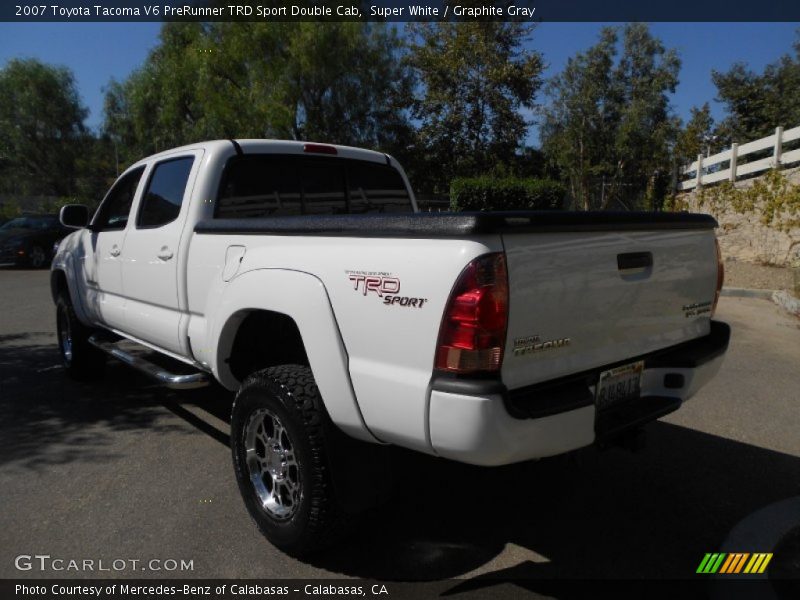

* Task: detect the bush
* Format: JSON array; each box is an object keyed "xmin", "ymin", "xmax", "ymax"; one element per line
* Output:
[
  {"xmin": 0, "ymin": 199, "xmax": 21, "ymax": 221},
  {"xmin": 449, "ymin": 177, "xmax": 566, "ymax": 212},
  {"xmin": 42, "ymin": 197, "xmax": 80, "ymax": 214}
]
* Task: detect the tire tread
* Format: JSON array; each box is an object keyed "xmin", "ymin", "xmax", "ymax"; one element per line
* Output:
[
  {"xmin": 56, "ymin": 292, "xmax": 104, "ymax": 380},
  {"xmin": 232, "ymin": 364, "xmax": 349, "ymax": 557}
]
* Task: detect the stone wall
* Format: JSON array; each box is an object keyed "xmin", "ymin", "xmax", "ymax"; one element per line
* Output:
[{"xmin": 679, "ymin": 166, "xmax": 800, "ymax": 267}]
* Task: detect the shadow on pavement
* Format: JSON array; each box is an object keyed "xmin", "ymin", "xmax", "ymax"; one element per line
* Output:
[
  {"xmin": 308, "ymin": 421, "xmax": 800, "ymax": 585},
  {"xmin": 2, "ymin": 336, "xmax": 798, "ymax": 588},
  {"xmin": 0, "ymin": 337, "xmax": 232, "ymax": 470}
]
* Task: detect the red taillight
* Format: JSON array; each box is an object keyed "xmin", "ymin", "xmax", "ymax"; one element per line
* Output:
[
  {"xmin": 712, "ymin": 238, "xmax": 724, "ymax": 317},
  {"xmin": 435, "ymin": 253, "xmax": 509, "ymax": 374},
  {"xmin": 303, "ymin": 143, "xmax": 337, "ymax": 155}
]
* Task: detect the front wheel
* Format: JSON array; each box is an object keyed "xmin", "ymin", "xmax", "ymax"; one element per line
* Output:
[
  {"xmin": 56, "ymin": 292, "xmax": 105, "ymax": 380},
  {"xmin": 231, "ymin": 365, "xmax": 348, "ymax": 557}
]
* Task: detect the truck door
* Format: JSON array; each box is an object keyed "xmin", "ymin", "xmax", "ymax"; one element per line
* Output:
[
  {"xmin": 80, "ymin": 165, "xmax": 146, "ymax": 330},
  {"xmin": 120, "ymin": 153, "xmax": 200, "ymax": 356}
]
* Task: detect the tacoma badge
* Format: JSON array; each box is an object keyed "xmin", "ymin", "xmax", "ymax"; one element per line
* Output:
[{"xmin": 513, "ymin": 335, "xmax": 571, "ymax": 356}]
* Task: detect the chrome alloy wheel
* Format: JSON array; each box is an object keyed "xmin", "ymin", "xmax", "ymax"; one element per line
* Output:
[
  {"xmin": 244, "ymin": 408, "xmax": 301, "ymax": 520},
  {"xmin": 57, "ymin": 303, "xmax": 73, "ymax": 365}
]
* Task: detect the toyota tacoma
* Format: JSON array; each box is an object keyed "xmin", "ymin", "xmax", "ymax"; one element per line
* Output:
[{"xmin": 50, "ymin": 139, "xmax": 730, "ymax": 556}]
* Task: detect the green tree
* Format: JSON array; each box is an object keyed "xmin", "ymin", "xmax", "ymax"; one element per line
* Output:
[
  {"xmin": 104, "ymin": 22, "xmax": 223, "ymax": 164},
  {"xmin": 0, "ymin": 58, "xmax": 88, "ymax": 197},
  {"xmin": 712, "ymin": 33, "xmax": 800, "ymax": 143},
  {"xmin": 540, "ymin": 28, "xmax": 618, "ymax": 210},
  {"xmin": 674, "ymin": 103, "xmax": 715, "ymax": 166},
  {"xmin": 73, "ymin": 134, "xmax": 119, "ymax": 206},
  {"xmin": 542, "ymin": 24, "xmax": 681, "ymax": 210},
  {"xmin": 280, "ymin": 23, "xmax": 413, "ymax": 149},
  {"xmin": 406, "ymin": 22, "xmax": 544, "ymax": 194},
  {"xmin": 103, "ymin": 22, "xmax": 413, "ymax": 167}
]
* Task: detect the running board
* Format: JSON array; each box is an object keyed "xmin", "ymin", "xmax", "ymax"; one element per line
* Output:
[{"xmin": 88, "ymin": 335, "xmax": 210, "ymax": 390}]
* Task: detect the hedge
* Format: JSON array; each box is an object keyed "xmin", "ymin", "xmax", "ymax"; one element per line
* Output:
[{"xmin": 449, "ymin": 177, "xmax": 566, "ymax": 212}]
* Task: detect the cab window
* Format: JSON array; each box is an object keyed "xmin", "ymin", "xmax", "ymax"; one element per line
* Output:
[
  {"xmin": 216, "ymin": 156, "xmax": 413, "ymax": 218},
  {"xmin": 92, "ymin": 167, "xmax": 145, "ymax": 231},
  {"xmin": 137, "ymin": 157, "xmax": 195, "ymax": 228}
]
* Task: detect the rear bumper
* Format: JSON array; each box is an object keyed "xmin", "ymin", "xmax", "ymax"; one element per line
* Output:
[{"xmin": 428, "ymin": 321, "xmax": 730, "ymax": 466}]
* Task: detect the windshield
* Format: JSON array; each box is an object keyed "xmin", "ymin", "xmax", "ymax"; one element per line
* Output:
[{"xmin": 0, "ymin": 216, "xmax": 58, "ymax": 231}]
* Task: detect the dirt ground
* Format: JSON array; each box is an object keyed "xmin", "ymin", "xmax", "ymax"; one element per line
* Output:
[{"xmin": 723, "ymin": 258, "xmax": 794, "ymax": 290}]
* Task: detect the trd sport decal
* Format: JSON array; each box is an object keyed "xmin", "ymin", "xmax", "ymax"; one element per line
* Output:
[{"xmin": 345, "ymin": 270, "xmax": 428, "ymax": 308}]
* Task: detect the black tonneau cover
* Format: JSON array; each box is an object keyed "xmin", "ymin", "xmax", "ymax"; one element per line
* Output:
[{"xmin": 195, "ymin": 211, "xmax": 717, "ymax": 238}]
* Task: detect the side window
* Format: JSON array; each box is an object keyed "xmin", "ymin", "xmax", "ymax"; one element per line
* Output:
[
  {"xmin": 92, "ymin": 166, "xmax": 145, "ymax": 231},
  {"xmin": 137, "ymin": 157, "xmax": 195, "ymax": 228},
  {"xmin": 348, "ymin": 164, "xmax": 412, "ymax": 214}
]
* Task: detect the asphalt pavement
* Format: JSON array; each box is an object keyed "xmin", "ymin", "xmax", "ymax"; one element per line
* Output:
[{"xmin": 1, "ymin": 269, "xmax": 799, "ymax": 590}]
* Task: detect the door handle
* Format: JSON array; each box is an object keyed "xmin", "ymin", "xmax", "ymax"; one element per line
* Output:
[
  {"xmin": 158, "ymin": 246, "xmax": 174, "ymax": 261},
  {"xmin": 109, "ymin": 245, "xmax": 121, "ymax": 257}
]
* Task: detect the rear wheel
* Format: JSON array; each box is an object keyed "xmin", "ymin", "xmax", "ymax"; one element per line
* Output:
[
  {"xmin": 56, "ymin": 292, "xmax": 105, "ymax": 380},
  {"xmin": 231, "ymin": 365, "xmax": 349, "ymax": 557}
]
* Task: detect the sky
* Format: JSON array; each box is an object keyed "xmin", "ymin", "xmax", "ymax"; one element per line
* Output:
[{"xmin": 0, "ymin": 21, "xmax": 798, "ymax": 145}]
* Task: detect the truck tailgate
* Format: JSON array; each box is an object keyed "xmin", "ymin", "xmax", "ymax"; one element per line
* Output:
[{"xmin": 501, "ymin": 228, "xmax": 719, "ymax": 390}]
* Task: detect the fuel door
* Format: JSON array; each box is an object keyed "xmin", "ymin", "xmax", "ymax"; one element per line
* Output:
[{"xmin": 222, "ymin": 245, "xmax": 246, "ymax": 282}]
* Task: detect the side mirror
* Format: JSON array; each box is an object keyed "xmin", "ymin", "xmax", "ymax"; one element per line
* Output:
[{"xmin": 59, "ymin": 204, "xmax": 90, "ymax": 229}]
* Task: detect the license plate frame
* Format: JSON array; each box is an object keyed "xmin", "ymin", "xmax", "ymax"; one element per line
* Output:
[{"xmin": 595, "ymin": 360, "xmax": 644, "ymax": 410}]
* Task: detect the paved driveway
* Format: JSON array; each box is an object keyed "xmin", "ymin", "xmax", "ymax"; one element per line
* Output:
[{"xmin": 1, "ymin": 269, "xmax": 798, "ymax": 589}]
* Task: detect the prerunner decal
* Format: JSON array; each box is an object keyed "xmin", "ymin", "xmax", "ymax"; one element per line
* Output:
[{"xmin": 682, "ymin": 300, "xmax": 713, "ymax": 318}]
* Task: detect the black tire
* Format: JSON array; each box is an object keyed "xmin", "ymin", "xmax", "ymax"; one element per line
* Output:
[
  {"xmin": 231, "ymin": 365, "xmax": 348, "ymax": 557},
  {"xmin": 56, "ymin": 292, "xmax": 105, "ymax": 380},
  {"xmin": 29, "ymin": 244, "xmax": 48, "ymax": 268}
]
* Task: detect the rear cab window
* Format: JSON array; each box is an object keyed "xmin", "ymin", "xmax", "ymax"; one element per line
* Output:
[{"xmin": 216, "ymin": 155, "xmax": 413, "ymax": 218}]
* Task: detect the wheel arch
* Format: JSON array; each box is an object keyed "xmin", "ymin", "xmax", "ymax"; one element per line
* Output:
[
  {"xmin": 50, "ymin": 257, "xmax": 93, "ymax": 326},
  {"xmin": 207, "ymin": 268, "xmax": 378, "ymax": 444},
  {"xmin": 50, "ymin": 268, "xmax": 68, "ymax": 304},
  {"xmin": 224, "ymin": 310, "xmax": 309, "ymax": 381}
]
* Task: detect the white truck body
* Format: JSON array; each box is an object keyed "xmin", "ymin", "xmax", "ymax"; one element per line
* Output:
[{"xmin": 51, "ymin": 139, "xmax": 729, "ymax": 468}]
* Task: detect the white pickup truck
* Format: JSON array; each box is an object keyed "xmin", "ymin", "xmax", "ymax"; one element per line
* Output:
[{"xmin": 51, "ymin": 139, "xmax": 729, "ymax": 556}]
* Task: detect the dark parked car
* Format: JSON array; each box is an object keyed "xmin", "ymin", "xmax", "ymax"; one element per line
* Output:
[{"xmin": 0, "ymin": 214, "xmax": 71, "ymax": 268}]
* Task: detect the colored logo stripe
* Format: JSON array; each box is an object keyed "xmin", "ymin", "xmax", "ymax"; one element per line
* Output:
[
  {"xmin": 697, "ymin": 553, "xmax": 726, "ymax": 573},
  {"xmin": 743, "ymin": 553, "xmax": 773, "ymax": 574},
  {"xmin": 718, "ymin": 554, "xmax": 734, "ymax": 573},
  {"xmin": 719, "ymin": 553, "xmax": 749, "ymax": 573},
  {"xmin": 697, "ymin": 553, "xmax": 773, "ymax": 574}
]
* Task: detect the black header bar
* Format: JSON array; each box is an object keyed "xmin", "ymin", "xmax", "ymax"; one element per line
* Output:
[{"xmin": 3, "ymin": 0, "xmax": 800, "ymax": 22}]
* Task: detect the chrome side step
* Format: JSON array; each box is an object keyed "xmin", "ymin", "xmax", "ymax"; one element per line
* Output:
[{"xmin": 88, "ymin": 335, "xmax": 210, "ymax": 390}]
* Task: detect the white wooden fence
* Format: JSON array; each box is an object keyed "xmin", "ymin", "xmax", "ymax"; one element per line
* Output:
[{"xmin": 679, "ymin": 125, "xmax": 800, "ymax": 191}]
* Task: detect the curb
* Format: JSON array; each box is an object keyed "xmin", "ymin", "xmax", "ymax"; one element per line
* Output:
[
  {"xmin": 772, "ymin": 290, "xmax": 800, "ymax": 317},
  {"xmin": 721, "ymin": 287, "xmax": 775, "ymax": 299},
  {"xmin": 721, "ymin": 287, "xmax": 800, "ymax": 318}
]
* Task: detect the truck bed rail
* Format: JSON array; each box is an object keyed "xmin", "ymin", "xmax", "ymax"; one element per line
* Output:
[{"xmin": 195, "ymin": 211, "xmax": 717, "ymax": 238}]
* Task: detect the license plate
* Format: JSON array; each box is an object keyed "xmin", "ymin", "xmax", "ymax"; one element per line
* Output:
[{"xmin": 595, "ymin": 361, "xmax": 644, "ymax": 410}]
